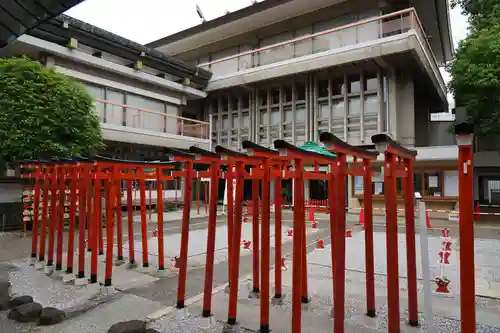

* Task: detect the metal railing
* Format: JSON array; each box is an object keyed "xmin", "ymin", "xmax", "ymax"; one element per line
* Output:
[
  {"xmin": 95, "ymin": 99, "xmax": 210, "ymax": 140},
  {"xmin": 198, "ymin": 8, "xmax": 444, "ymax": 91}
]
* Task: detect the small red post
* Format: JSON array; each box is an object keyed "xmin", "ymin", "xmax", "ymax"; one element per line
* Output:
[
  {"xmin": 384, "ymin": 153, "xmax": 400, "ymax": 333},
  {"xmin": 138, "ymin": 168, "xmax": 149, "ymax": 268},
  {"xmin": 260, "ymin": 158, "xmax": 271, "ymax": 332},
  {"xmin": 47, "ymin": 166, "xmax": 59, "ymax": 268},
  {"xmin": 66, "ymin": 165, "xmax": 77, "ymax": 274},
  {"xmin": 55, "ymin": 166, "xmax": 66, "ymax": 272},
  {"xmin": 126, "ymin": 179, "xmax": 135, "ymax": 264},
  {"xmin": 291, "ymin": 158, "xmax": 304, "ymax": 333},
  {"xmin": 202, "ymin": 162, "xmax": 220, "ymax": 317},
  {"xmin": 204, "ymin": 182, "xmax": 209, "ymax": 214},
  {"xmin": 455, "ymin": 124, "xmax": 476, "ymax": 333},
  {"xmin": 148, "ymin": 181, "xmax": 153, "ymax": 221},
  {"xmin": 227, "ymin": 168, "xmax": 235, "ymax": 284},
  {"xmin": 363, "ymin": 159, "xmax": 376, "ymax": 317},
  {"xmin": 228, "ymin": 161, "xmax": 245, "ymax": 325},
  {"xmin": 156, "ymin": 169, "xmax": 165, "ymax": 270},
  {"xmin": 404, "ymin": 158, "xmax": 418, "ymax": 326},
  {"xmin": 77, "ymin": 165, "xmax": 87, "ymax": 279},
  {"xmin": 251, "ymin": 178, "xmax": 260, "ymax": 293},
  {"xmin": 86, "ymin": 170, "xmax": 93, "ymax": 253},
  {"xmin": 116, "ymin": 180, "xmax": 124, "ymax": 261},
  {"xmin": 91, "ymin": 169, "xmax": 101, "ymax": 283},
  {"xmin": 333, "ymin": 154, "xmax": 347, "ymax": 333},
  {"xmin": 196, "ymin": 179, "xmax": 201, "ymax": 214},
  {"xmin": 31, "ymin": 167, "xmax": 41, "ymax": 260},
  {"xmin": 177, "ymin": 161, "xmax": 194, "ymax": 308},
  {"xmin": 98, "ymin": 174, "xmax": 104, "ymax": 256},
  {"xmin": 39, "ymin": 167, "xmax": 50, "ymax": 262},
  {"xmin": 104, "ymin": 166, "xmax": 116, "ymax": 286},
  {"xmin": 274, "ymin": 175, "xmax": 283, "ymax": 299}
]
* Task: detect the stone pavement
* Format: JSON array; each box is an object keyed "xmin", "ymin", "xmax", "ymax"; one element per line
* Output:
[{"xmin": 2, "ymin": 208, "xmax": 500, "ymax": 332}]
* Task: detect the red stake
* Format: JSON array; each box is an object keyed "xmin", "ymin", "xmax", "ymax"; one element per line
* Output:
[
  {"xmin": 274, "ymin": 175, "xmax": 283, "ymax": 299},
  {"xmin": 227, "ymin": 169, "xmax": 235, "ymax": 285},
  {"xmin": 404, "ymin": 158, "xmax": 419, "ymax": 326},
  {"xmin": 156, "ymin": 171, "xmax": 165, "ymax": 271},
  {"xmin": 126, "ymin": 179, "xmax": 135, "ymax": 264},
  {"xmin": 138, "ymin": 168, "xmax": 149, "ymax": 268},
  {"xmin": 202, "ymin": 162, "xmax": 220, "ymax": 318},
  {"xmin": 316, "ymin": 239, "xmax": 325, "ymax": 249},
  {"xmin": 251, "ymin": 178, "xmax": 260, "ymax": 294},
  {"xmin": 116, "ymin": 180, "xmax": 124, "ymax": 261},
  {"xmin": 77, "ymin": 166, "xmax": 87, "ymax": 279},
  {"xmin": 177, "ymin": 161, "xmax": 193, "ymax": 309},
  {"xmin": 47, "ymin": 166, "xmax": 58, "ymax": 268},
  {"xmin": 291, "ymin": 158, "xmax": 304, "ymax": 333},
  {"xmin": 363, "ymin": 159, "xmax": 376, "ymax": 317},
  {"xmin": 31, "ymin": 168, "xmax": 41, "ymax": 260},
  {"xmin": 91, "ymin": 169, "xmax": 101, "ymax": 283},
  {"xmin": 38, "ymin": 169, "xmax": 50, "ymax": 262},
  {"xmin": 227, "ymin": 161, "xmax": 245, "ymax": 325},
  {"xmin": 260, "ymin": 158, "xmax": 271, "ymax": 332},
  {"xmin": 66, "ymin": 166, "xmax": 77, "ymax": 274},
  {"xmin": 104, "ymin": 167, "xmax": 116, "ymax": 286}
]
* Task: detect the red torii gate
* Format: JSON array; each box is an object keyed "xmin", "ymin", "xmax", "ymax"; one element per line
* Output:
[
  {"xmin": 319, "ymin": 132, "xmax": 379, "ymax": 322},
  {"xmin": 371, "ymin": 134, "xmax": 419, "ymax": 332}
]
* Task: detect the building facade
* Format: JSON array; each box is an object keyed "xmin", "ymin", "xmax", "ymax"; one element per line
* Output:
[{"xmin": 148, "ymin": 0, "xmax": 460, "ymax": 216}]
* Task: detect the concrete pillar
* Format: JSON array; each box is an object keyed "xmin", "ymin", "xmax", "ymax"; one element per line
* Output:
[{"xmin": 304, "ymin": 180, "xmax": 310, "ymax": 200}]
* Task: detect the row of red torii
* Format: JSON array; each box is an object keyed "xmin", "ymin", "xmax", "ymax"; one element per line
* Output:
[{"xmin": 22, "ymin": 128, "xmax": 476, "ymax": 333}]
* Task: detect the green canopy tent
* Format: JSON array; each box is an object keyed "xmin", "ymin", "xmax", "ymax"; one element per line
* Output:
[{"xmin": 298, "ymin": 141, "xmax": 336, "ymax": 159}]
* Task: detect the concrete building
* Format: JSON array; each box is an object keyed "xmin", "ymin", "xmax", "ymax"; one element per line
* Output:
[{"xmin": 147, "ymin": 0, "xmax": 459, "ymax": 216}]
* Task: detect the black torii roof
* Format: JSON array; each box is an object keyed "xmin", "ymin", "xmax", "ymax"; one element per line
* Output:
[{"xmin": 0, "ymin": 0, "xmax": 84, "ymax": 48}]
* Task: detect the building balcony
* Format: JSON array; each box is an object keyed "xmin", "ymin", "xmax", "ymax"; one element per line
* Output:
[
  {"xmin": 198, "ymin": 8, "xmax": 446, "ymax": 103},
  {"xmin": 95, "ymin": 99, "xmax": 211, "ymax": 150}
]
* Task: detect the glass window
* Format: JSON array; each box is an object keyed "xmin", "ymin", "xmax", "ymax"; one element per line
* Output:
[
  {"xmin": 105, "ymin": 89, "xmax": 125, "ymax": 126},
  {"xmin": 242, "ymin": 94, "xmax": 250, "ymax": 109},
  {"xmin": 166, "ymin": 104, "xmax": 178, "ymax": 135},
  {"xmin": 284, "ymin": 86, "xmax": 293, "ymax": 102},
  {"xmin": 259, "ymin": 90, "xmax": 268, "ymax": 107},
  {"xmin": 296, "ymin": 83, "xmax": 306, "ymax": 101},
  {"xmin": 221, "ymin": 96, "xmax": 229, "ymax": 111},
  {"xmin": 424, "ymin": 172, "xmax": 443, "ymax": 196},
  {"xmin": 364, "ymin": 73, "xmax": 378, "ymax": 92},
  {"xmin": 270, "ymin": 109, "xmax": 280, "ymax": 125},
  {"xmin": 348, "ymin": 75, "xmax": 361, "ymax": 94},
  {"xmin": 284, "ymin": 106, "xmax": 293, "ymax": 123},
  {"xmin": 296, "ymin": 105, "xmax": 306, "ymax": 122},
  {"xmin": 332, "ymin": 99, "xmax": 344, "ymax": 118},
  {"xmin": 318, "ymin": 103, "xmax": 329, "ymax": 119},
  {"xmin": 414, "ymin": 173, "xmax": 423, "ymax": 195},
  {"xmin": 84, "ymin": 83, "xmax": 105, "ymax": 121},
  {"xmin": 259, "ymin": 111, "xmax": 268, "ymax": 125},
  {"xmin": 354, "ymin": 176, "xmax": 364, "ymax": 194},
  {"xmin": 222, "ymin": 115, "xmax": 229, "ymax": 129},
  {"xmin": 271, "ymin": 88, "xmax": 280, "ymax": 105},
  {"xmin": 364, "ymin": 95, "xmax": 378, "ymax": 115},
  {"xmin": 331, "ymin": 78, "xmax": 344, "ymax": 96},
  {"xmin": 348, "ymin": 97, "xmax": 361, "ymax": 116},
  {"xmin": 318, "ymin": 80, "xmax": 329, "ymax": 97},
  {"xmin": 230, "ymin": 96, "xmax": 238, "ymax": 111},
  {"xmin": 241, "ymin": 113, "xmax": 250, "ymax": 128},
  {"xmin": 231, "ymin": 114, "xmax": 237, "ymax": 128}
]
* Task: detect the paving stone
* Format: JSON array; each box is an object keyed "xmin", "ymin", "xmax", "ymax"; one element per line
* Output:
[
  {"xmin": 8, "ymin": 295, "xmax": 33, "ymax": 308},
  {"xmin": 38, "ymin": 307, "xmax": 66, "ymax": 326},
  {"xmin": 108, "ymin": 320, "xmax": 147, "ymax": 333},
  {"xmin": 7, "ymin": 302, "xmax": 42, "ymax": 322}
]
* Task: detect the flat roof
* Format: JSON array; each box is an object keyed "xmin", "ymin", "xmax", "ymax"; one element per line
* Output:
[
  {"xmin": 146, "ymin": 0, "xmax": 293, "ymax": 49},
  {"xmin": 29, "ymin": 14, "xmax": 212, "ymax": 86},
  {"xmin": 0, "ymin": 0, "xmax": 84, "ymax": 48}
]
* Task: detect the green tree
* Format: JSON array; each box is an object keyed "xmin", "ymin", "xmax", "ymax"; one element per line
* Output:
[
  {"xmin": 0, "ymin": 57, "xmax": 104, "ymax": 167},
  {"xmin": 448, "ymin": 0, "xmax": 500, "ymax": 136}
]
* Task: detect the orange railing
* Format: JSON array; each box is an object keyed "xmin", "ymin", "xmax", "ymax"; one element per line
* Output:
[
  {"xmin": 198, "ymin": 8, "xmax": 444, "ymax": 91},
  {"xmin": 95, "ymin": 99, "xmax": 209, "ymax": 140}
]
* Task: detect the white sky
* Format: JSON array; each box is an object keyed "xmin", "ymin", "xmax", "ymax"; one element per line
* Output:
[{"xmin": 65, "ymin": 0, "xmax": 470, "ymax": 107}]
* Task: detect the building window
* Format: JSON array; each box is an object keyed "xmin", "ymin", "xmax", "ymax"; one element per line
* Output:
[{"xmin": 423, "ymin": 172, "xmax": 443, "ymax": 197}]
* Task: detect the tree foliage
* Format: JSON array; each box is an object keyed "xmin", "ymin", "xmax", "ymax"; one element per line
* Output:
[
  {"xmin": 448, "ymin": 0, "xmax": 500, "ymax": 136},
  {"xmin": 0, "ymin": 57, "xmax": 104, "ymax": 166}
]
